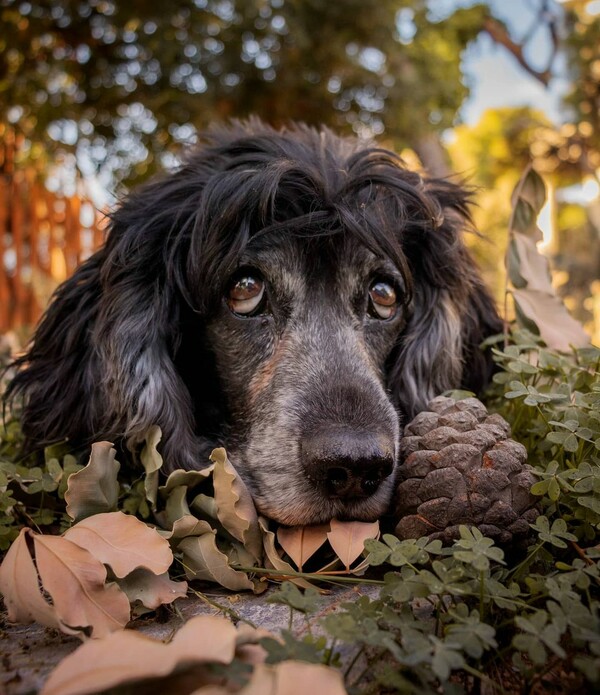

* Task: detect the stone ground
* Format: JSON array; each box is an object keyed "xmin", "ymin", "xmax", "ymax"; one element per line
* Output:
[{"xmin": 0, "ymin": 584, "xmax": 380, "ymax": 695}]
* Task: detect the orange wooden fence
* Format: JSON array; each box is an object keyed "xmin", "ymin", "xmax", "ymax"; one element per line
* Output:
[{"xmin": 0, "ymin": 129, "xmax": 107, "ymax": 333}]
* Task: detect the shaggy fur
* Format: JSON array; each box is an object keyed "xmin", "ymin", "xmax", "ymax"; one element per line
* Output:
[{"xmin": 5, "ymin": 119, "xmax": 502, "ymax": 525}]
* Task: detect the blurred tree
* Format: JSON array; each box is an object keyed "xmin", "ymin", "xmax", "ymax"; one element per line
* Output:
[{"xmin": 0, "ymin": 0, "xmax": 551, "ymax": 184}]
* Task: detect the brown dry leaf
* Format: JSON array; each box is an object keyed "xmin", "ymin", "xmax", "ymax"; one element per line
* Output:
[
  {"xmin": 211, "ymin": 448, "xmax": 262, "ymax": 562},
  {"xmin": 64, "ymin": 442, "xmax": 120, "ymax": 523},
  {"xmin": 162, "ymin": 514, "xmax": 214, "ymax": 540},
  {"xmin": 510, "ymin": 233, "xmax": 554, "ymax": 294},
  {"xmin": 277, "ymin": 524, "xmax": 329, "ymax": 571},
  {"xmin": 258, "ymin": 517, "xmax": 315, "ymax": 590},
  {"xmin": 116, "ymin": 568, "xmax": 187, "ymax": 609},
  {"xmin": 0, "ymin": 528, "xmax": 60, "ymax": 629},
  {"xmin": 41, "ymin": 614, "xmax": 239, "ymax": 695},
  {"xmin": 64, "ymin": 511, "xmax": 173, "ymax": 578},
  {"xmin": 512, "ymin": 289, "xmax": 589, "ymax": 351},
  {"xmin": 140, "ymin": 425, "xmax": 163, "ymax": 510},
  {"xmin": 159, "ymin": 464, "xmax": 215, "ymax": 495},
  {"xmin": 179, "ymin": 532, "xmax": 255, "ymax": 591},
  {"xmin": 326, "ymin": 519, "xmax": 380, "ymax": 570},
  {"xmin": 192, "ymin": 661, "xmax": 348, "ymax": 695},
  {"xmin": 33, "ymin": 532, "xmax": 130, "ymax": 638}
]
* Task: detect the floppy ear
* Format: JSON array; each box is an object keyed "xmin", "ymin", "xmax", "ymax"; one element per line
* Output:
[
  {"xmin": 6, "ymin": 171, "xmax": 208, "ymax": 471},
  {"xmin": 387, "ymin": 179, "xmax": 502, "ymax": 418}
]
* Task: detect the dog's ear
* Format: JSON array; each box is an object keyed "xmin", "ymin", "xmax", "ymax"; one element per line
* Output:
[
  {"xmin": 387, "ymin": 179, "xmax": 502, "ymax": 418},
  {"xmin": 6, "ymin": 172, "xmax": 206, "ymax": 470}
]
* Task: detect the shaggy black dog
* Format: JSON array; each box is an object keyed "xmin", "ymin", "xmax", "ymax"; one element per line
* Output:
[{"xmin": 6, "ymin": 119, "xmax": 502, "ymax": 525}]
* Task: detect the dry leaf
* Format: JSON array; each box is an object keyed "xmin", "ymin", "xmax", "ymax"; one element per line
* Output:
[
  {"xmin": 116, "ymin": 568, "xmax": 187, "ymax": 609},
  {"xmin": 140, "ymin": 425, "xmax": 163, "ymax": 510},
  {"xmin": 64, "ymin": 511, "xmax": 173, "ymax": 578},
  {"xmin": 0, "ymin": 528, "xmax": 60, "ymax": 629},
  {"xmin": 64, "ymin": 442, "xmax": 120, "ymax": 522},
  {"xmin": 258, "ymin": 518, "xmax": 315, "ymax": 590},
  {"xmin": 41, "ymin": 614, "xmax": 238, "ymax": 695},
  {"xmin": 162, "ymin": 514, "xmax": 214, "ymax": 540},
  {"xmin": 512, "ymin": 289, "xmax": 589, "ymax": 351},
  {"xmin": 277, "ymin": 524, "xmax": 329, "ymax": 570},
  {"xmin": 211, "ymin": 448, "xmax": 262, "ymax": 561},
  {"xmin": 166, "ymin": 484, "xmax": 193, "ymax": 525},
  {"xmin": 159, "ymin": 464, "xmax": 215, "ymax": 495},
  {"xmin": 179, "ymin": 532, "xmax": 255, "ymax": 591},
  {"xmin": 33, "ymin": 532, "xmax": 130, "ymax": 637},
  {"xmin": 326, "ymin": 519, "xmax": 380, "ymax": 570},
  {"xmin": 509, "ymin": 233, "xmax": 554, "ymax": 294}
]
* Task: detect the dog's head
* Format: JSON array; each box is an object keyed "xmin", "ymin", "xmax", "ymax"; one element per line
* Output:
[{"xmin": 7, "ymin": 120, "xmax": 501, "ymax": 525}]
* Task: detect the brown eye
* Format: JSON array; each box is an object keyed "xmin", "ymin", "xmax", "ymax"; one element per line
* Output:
[
  {"xmin": 227, "ymin": 275, "xmax": 265, "ymax": 315},
  {"xmin": 368, "ymin": 280, "xmax": 397, "ymax": 320}
]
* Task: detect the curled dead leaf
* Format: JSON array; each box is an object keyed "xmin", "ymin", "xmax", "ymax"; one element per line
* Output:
[
  {"xmin": 179, "ymin": 532, "xmax": 255, "ymax": 591},
  {"xmin": 211, "ymin": 448, "xmax": 262, "ymax": 562},
  {"xmin": 64, "ymin": 442, "xmax": 120, "ymax": 523},
  {"xmin": 258, "ymin": 517, "xmax": 315, "ymax": 590},
  {"xmin": 140, "ymin": 425, "xmax": 163, "ymax": 509},
  {"xmin": 64, "ymin": 511, "xmax": 174, "ymax": 578}
]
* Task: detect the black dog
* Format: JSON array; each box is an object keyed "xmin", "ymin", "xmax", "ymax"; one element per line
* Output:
[{"xmin": 6, "ymin": 120, "xmax": 502, "ymax": 525}]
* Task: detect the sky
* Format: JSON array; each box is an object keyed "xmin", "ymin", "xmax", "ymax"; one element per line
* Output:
[{"xmin": 448, "ymin": 0, "xmax": 570, "ymax": 126}]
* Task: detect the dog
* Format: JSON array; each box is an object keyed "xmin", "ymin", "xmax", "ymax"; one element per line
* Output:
[{"xmin": 5, "ymin": 119, "xmax": 502, "ymax": 526}]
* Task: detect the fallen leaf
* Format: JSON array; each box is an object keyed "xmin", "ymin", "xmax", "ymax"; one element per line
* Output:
[
  {"xmin": 34, "ymin": 533, "xmax": 130, "ymax": 637},
  {"xmin": 64, "ymin": 511, "xmax": 173, "ymax": 578},
  {"xmin": 116, "ymin": 568, "xmax": 188, "ymax": 609},
  {"xmin": 166, "ymin": 484, "xmax": 193, "ymax": 524},
  {"xmin": 162, "ymin": 514, "xmax": 214, "ymax": 540},
  {"xmin": 41, "ymin": 614, "xmax": 238, "ymax": 695},
  {"xmin": 159, "ymin": 465, "xmax": 215, "ymax": 495},
  {"xmin": 179, "ymin": 532, "xmax": 255, "ymax": 591},
  {"xmin": 259, "ymin": 518, "xmax": 315, "ymax": 590},
  {"xmin": 512, "ymin": 289, "xmax": 589, "ymax": 351},
  {"xmin": 211, "ymin": 448, "xmax": 263, "ymax": 562},
  {"xmin": 277, "ymin": 524, "xmax": 329, "ymax": 570},
  {"xmin": 0, "ymin": 528, "xmax": 60, "ymax": 629},
  {"xmin": 326, "ymin": 519, "xmax": 380, "ymax": 570},
  {"xmin": 140, "ymin": 425, "xmax": 163, "ymax": 510},
  {"xmin": 64, "ymin": 442, "xmax": 120, "ymax": 523}
]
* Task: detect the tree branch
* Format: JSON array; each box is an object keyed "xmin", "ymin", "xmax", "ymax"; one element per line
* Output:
[{"xmin": 482, "ymin": 16, "xmax": 552, "ymax": 87}]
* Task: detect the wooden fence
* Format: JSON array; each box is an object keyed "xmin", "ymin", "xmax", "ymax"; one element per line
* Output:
[{"xmin": 0, "ymin": 128, "xmax": 107, "ymax": 333}]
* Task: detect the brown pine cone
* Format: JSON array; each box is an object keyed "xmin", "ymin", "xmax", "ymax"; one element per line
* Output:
[{"xmin": 393, "ymin": 396, "xmax": 537, "ymax": 545}]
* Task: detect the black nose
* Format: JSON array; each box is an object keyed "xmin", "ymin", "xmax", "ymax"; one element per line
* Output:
[{"xmin": 301, "ymin": 431, "xmax": 395, "ymax": 500}]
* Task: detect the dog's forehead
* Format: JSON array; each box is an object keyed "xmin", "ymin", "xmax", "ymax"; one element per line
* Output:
[{"xmin": 240, "ymin": 233, "xmax": 383, "ymax": 294}]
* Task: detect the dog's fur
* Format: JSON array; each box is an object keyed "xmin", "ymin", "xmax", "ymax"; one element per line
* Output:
[{"xmin": 5, "ymin": 119, "xmax": 502, "ymax": 525}]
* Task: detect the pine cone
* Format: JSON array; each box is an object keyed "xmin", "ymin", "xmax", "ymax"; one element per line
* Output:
[{"xmin": 393, "ymin": 396, "xmax": 537, "ymax": 545}]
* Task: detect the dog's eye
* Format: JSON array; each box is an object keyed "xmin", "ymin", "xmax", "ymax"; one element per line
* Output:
[
  {"xmin": 368, "ymin": 281, "xmax": 397, "ymax": 320},
  {"xmin": 227, "ymin": 275, "xmax": 265, "ymax": 315}
]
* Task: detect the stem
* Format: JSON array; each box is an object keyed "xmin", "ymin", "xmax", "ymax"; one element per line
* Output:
[
  {"xmin": 234, "ymin": 566, "xmax": 385, "ymax": 585},
  {"xmin": 508, "ymin": 542, "xmax": 544, "ymax": 578},
  {"xmin": 463, "ymin": 663, "xmax": 510, "ymax": 695},
  {"xmin": 188, "ymin": 588, "xmax": 258, "ymax": 628},
  {"xmin": 344, "ymin": 645, "xmax": 365, "ymax": 679},
  {"xmin": 326, "ymin": 637, "xmax": 337, "ymax": 666}
]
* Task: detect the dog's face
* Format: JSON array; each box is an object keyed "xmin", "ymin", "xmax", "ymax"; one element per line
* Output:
[
  {"xmin": 205, "ymin": 234, "xmax": 408, "ymax": 525},
  {"xmin": 8, "ymin": 120, "xmax": 502, "ymax": 528}
]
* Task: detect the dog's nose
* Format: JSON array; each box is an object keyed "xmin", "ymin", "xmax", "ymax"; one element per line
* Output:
[{"xmin": 301, "ymin": 431, "xmax": 395, "ymax": 500}]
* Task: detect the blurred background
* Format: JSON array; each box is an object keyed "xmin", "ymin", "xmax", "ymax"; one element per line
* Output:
[{"xmin": 0, "ymin": 0, "xmax": 599, "ymax": 342}]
